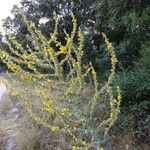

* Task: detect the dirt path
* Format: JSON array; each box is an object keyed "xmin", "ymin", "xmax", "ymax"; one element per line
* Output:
[
  {"xmin": 0, "ymin": 78, "xmax": 7, "ymax": 99},
  {"xmin": 0, "ymin": 78, "xmax": 21, "ymax": 150}
]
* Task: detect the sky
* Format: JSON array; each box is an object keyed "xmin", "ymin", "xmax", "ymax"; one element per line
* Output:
[
  {"xmin": 0, "ymin": 0, "xmax": 48, "ymax": 32},
  {"xmin": 0, "ymin": 0, "xmax": 21, "ymax": 28}
]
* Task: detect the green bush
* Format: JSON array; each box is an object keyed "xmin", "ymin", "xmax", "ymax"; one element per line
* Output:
[{"xmin": 116, "ymin": 42, "xmax": 150, "ymax": 106}]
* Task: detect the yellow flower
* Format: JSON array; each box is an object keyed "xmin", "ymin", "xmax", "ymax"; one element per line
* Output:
[
  {"xmin": 47, "ymin": 48, "xmax": 54, "ymax": 55},
  {"xmin": 12, "ymin": 91, "xmax": 18, "ymax": 97},
  {"xmin": 51, "ymin": 35, "xmax": 57, "ymax": 41},
  {"xmin": 81, "ymin": 140, "xmax": 86, "ymax": 146},
  {"xmin": 107, "ymin": 42, "xmax": 113, "ymax": 50},
  {"xmin": 60, "ymin": 46, "xmax": 67, "ymax": 54},
  {"xmin": 117, "ymin": 95, "xmax": 122, "ymax": 101},
  {"xmin": 51, "ymin": 126, "xmax": 60, "ymax": 132},
  {"xmin": 71, "ymin": 146, "xmax": 80, "ymax": 150},
  {"xmin": 111, "ymin": 57, "xmax": 118, "ymax": 65},
  {"xmin": 45, "ymin": 107, "xmax": 55, "ymax": 114}
]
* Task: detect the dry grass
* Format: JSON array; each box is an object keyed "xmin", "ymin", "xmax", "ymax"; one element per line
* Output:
[
  {"xmin": 0, "ymin": 94, "xmax": 13, "ymax": 116},
  {"xmin": 1, "ymin": 73, "xmax": 149, "ymax": 149},
  {"xmin": 0, "ymin": 73, "xmax": 113, "ymax": 149},
  {"xmin": 0, "ymin": 128, "xmax": 5, "ymax": 148},
  {"xmin": 109, "ymin": 130, "xmax": 150, "ymax": 150},
  {"xmin": 17, "ymin": 128, "xmax": 41, "ymax": 150}
]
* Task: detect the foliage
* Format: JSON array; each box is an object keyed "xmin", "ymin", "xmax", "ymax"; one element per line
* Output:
[
  {"xmin": 0, "ymin": 13, "xmax": 122, "ymax": 149},
  {"xmin": 113, "ymin": 100, "xmax": 150, "ymax": 146},
  {"xmin": 92, "ymin": 1, "xmax": 149, "ymax": 70},
  {"xmin": 3, "ymin": 0, "xmax": 95, "ymax": 43},
  {"xmin": 132, "ymin": 101, "xmax": 150, "ymax": 143},
  {"xmin": 116, "ymin": 42, "xmax": 150, "ymax": 106},
  {"xmin": 1, "ymin": 0, "xmax": 149, "ymax": 75}
]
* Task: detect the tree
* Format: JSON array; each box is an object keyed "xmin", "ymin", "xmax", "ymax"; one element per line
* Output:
[{"xmin": 2, "ymin": 0, "xmax": 150, "ymax": 74}]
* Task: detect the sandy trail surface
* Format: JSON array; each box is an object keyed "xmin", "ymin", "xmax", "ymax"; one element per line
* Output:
[
  {"xmin": 0, "ymin": 78, "xmax": 21, "ymax": 150},
  {"xmin": 0, "ymin": 78, "xmax": 7, "ymax": 100}
]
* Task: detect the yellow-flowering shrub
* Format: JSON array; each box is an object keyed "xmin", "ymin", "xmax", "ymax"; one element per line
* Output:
[{"xmin": 0, "ymin": 13, "xmax": 121, "ymax": 149}]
